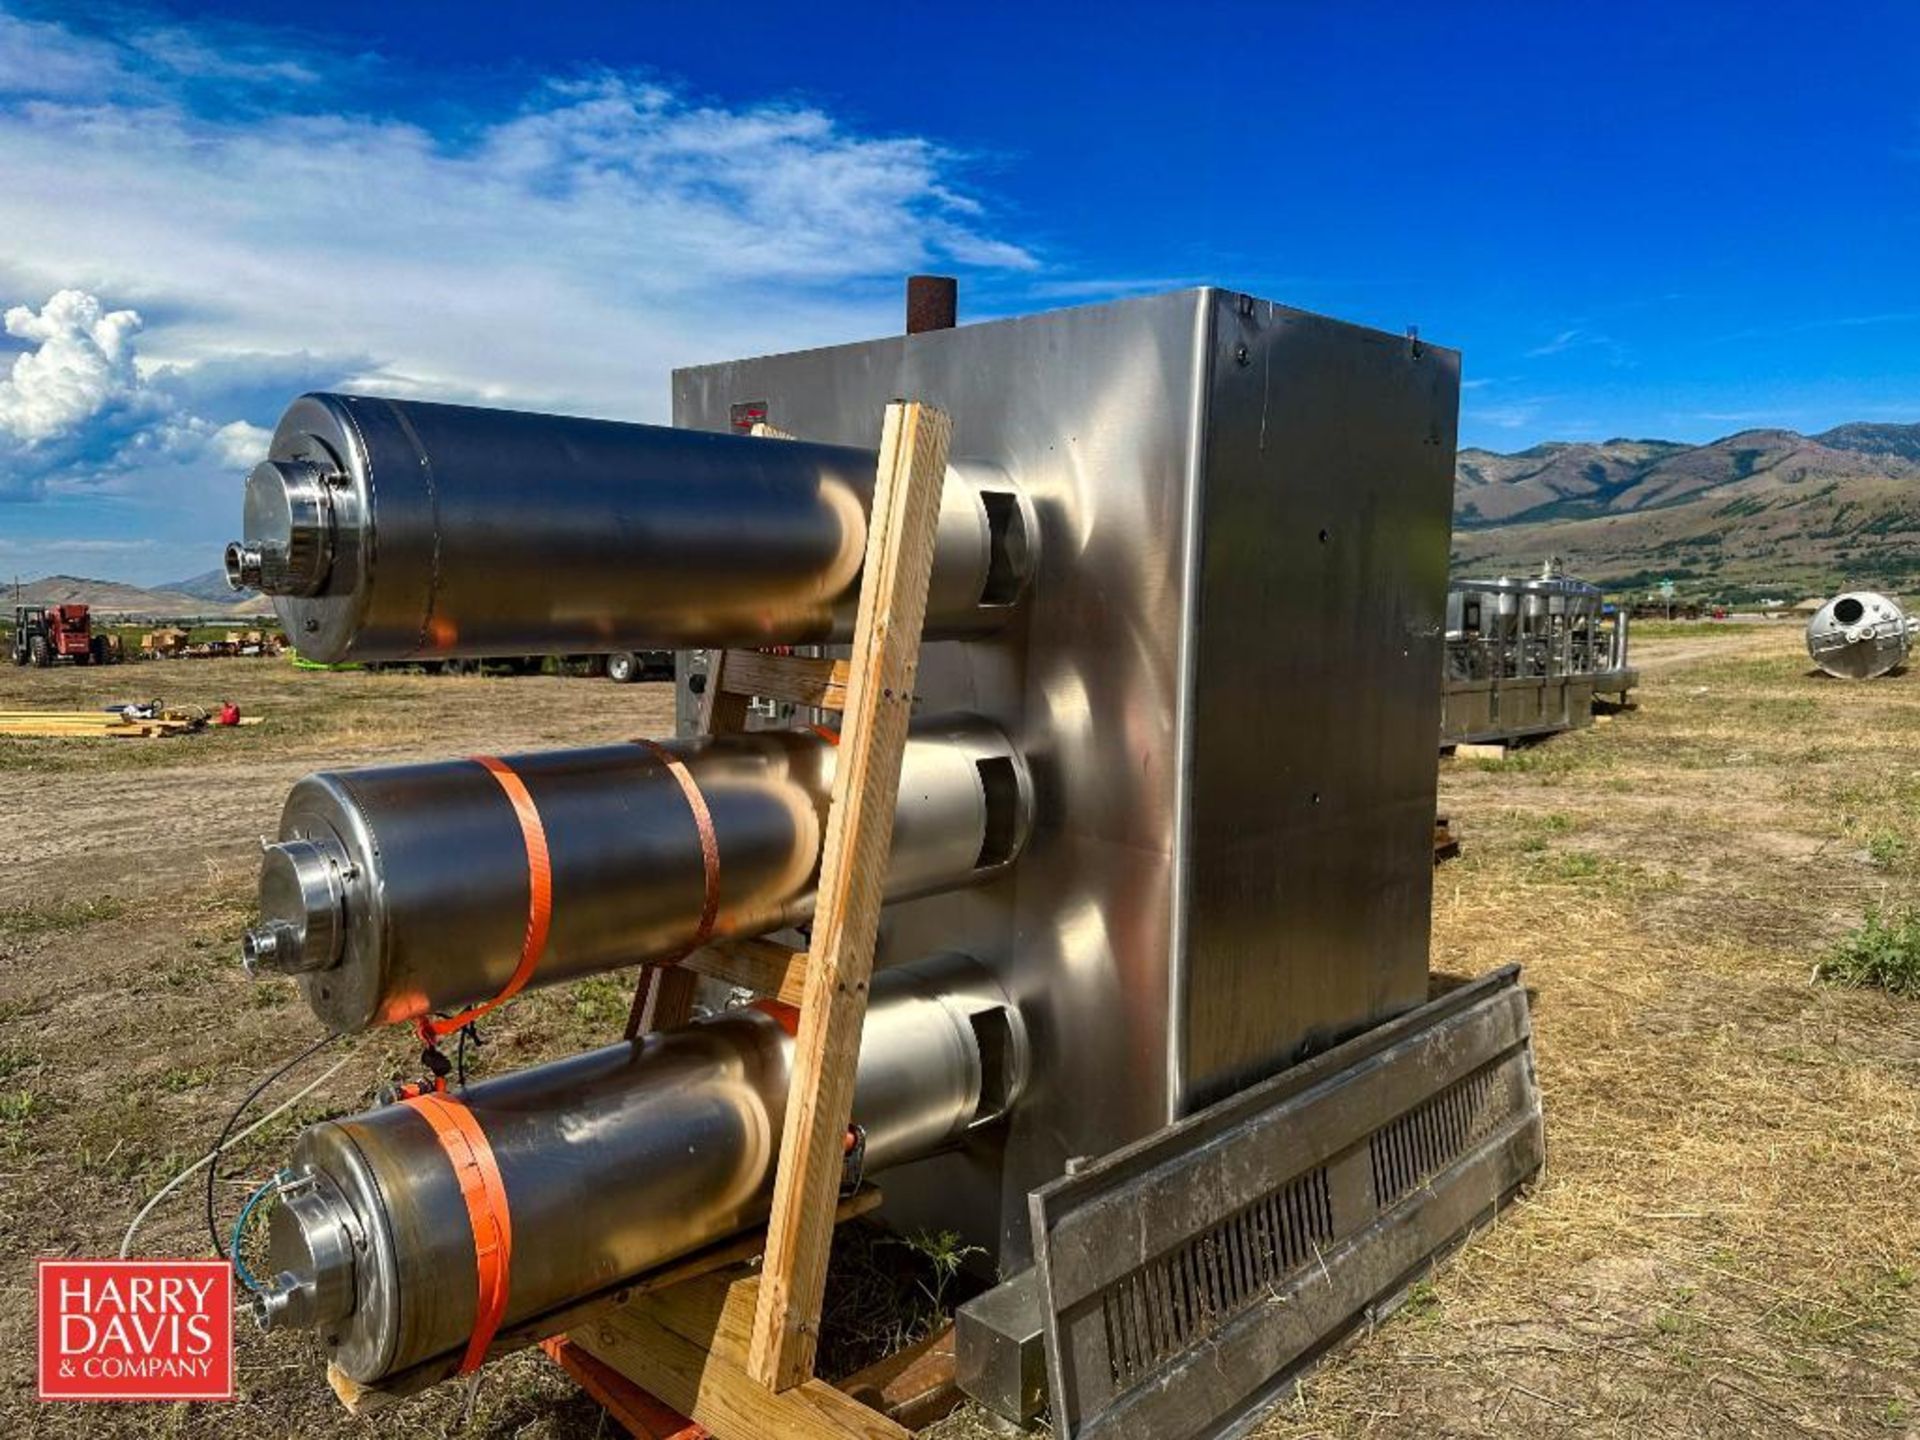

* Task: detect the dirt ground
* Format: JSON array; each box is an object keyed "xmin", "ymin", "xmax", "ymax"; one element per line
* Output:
[
  {"xmin": 1253, "ymin": 622, "xmax": 1920, "ymax": 1440},
  {"xmin": 3, "ymin": 626, "xmax": 1918, "ymax": 1438},
  {"xmin": 1, "ymin": 662, "xmax": 679, "ymax": 1439}
]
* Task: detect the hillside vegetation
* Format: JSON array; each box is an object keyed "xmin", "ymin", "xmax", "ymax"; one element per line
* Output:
[
  {"xmin": 7, "ymin": 573, "xmax": 273, "ymax": 618},
  {"xmin": 1454, "ymin": 420, "xmax": 1920, "ymax": 601}
]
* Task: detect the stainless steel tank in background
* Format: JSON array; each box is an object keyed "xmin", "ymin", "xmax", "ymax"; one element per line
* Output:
[
  {"xmin": 1805, "ymin": 590, "xmax": 1913, "ymax": 680},
  {"xmin": 252, "ymin": 954, "xmax": 1028, "ymax": 1388},
  {"xmin": 226, "ymin": 394, "xmax": 1036, "ymax": 663},
  {"xmin": 243, "ymin": 717, "xmax": 1033, "ymax": 1032}
]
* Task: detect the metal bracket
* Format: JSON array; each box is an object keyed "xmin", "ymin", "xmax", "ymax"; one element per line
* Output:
[
  {"xmin": 955, "ymin": 1267, "xmax": 1047, "ymax": 1427},
  {"xmin": 839, "ymin": 1124, "xmax": 868, "ymax": 1199}
]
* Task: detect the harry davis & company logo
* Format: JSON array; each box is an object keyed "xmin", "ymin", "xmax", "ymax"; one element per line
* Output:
[{"xmin": 38, "ymin": 1259, "xmax": 234, "ymax": 1402}]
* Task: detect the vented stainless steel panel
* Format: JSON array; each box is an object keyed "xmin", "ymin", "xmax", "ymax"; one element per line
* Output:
[{"xmin": 1026, "ymin": 967, "xmax": 1543, "ymax": 1440}]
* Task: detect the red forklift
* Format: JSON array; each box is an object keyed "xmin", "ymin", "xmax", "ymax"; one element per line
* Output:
[{"xmin": 10, "ymin": 604, "xmax": 120, "ymax": 666}]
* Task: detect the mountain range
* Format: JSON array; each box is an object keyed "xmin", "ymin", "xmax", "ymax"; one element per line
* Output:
[
  {"xmin": 7, "ymin": 572, "xmax": 274, "ymax": 618},
  {"xmin": 1452, "ymin": 420, "xmax": 1920, "ymax": 600}
]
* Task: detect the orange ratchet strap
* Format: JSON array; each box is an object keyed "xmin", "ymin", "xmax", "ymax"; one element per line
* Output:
[
  {"xmin": 405, "ymin": 1092, "xmax": 512, "ymax": 1374},
  {"xmin": 623, "ymin": 739, "xmax": 722, "ymax": 1040},
  {"xmin": 416, "ymin": 756, "xmax": 553, "ymax": 1046}
]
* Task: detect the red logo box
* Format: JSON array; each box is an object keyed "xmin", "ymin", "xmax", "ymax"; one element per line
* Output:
[{"xmin": 38, "ymin": 1259, "xmax": 234, "ymax": 1402}]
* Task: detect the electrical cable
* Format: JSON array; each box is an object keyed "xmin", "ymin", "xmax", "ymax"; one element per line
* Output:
[
  {"xmin": 228, "ymin": 1174, "xmax": 282, "ymax": 1293},
  {"xmin": 119, "ymin": 1042, "xmax": 354, "ymax": 1260},
  {"xmin": 457, "ymin": 1021, "xmax": 480, "ymax": 1089},
  {"xmin": 204, "ymin": 1031, "xmax": 345, "ymax": 1259}
]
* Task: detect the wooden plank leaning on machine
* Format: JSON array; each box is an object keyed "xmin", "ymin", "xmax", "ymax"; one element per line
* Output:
[
  {"xmin": 746, "ymin": 399, "xmax": 952, "ymax": 1391},
  {"xmin": 567, "ymin": 399, "xmax": 956, "ymax": 1436}
]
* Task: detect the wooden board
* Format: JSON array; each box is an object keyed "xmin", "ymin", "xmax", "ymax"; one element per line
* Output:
[
  {"xmin": 746, "ymin": 399, "xmax": 953, "ymax": 1390},
  {"xmin": 684, "ymin": 938, "xmax": 809, "ymax": 1006},
  {"xmin": 577, "ymin": 1298, "xmax": 910, "ymax": 1440},
  {"xmin": 838, "ymin": 1324, "xmax": 963, "ymax": 1430},
  {"xmin": 632, "ymin": 963, "xmax": 701, "ymax": 1036},
  {"xmin": 0, "ymin": 707, "xmax": 212, "ymax": 739},
  {"xmin": 1451, "ymin": 741, "xmax": 1507, "ymax": 761},
  {"xmin": 541, "ymin": 1337, "xmax": 710, "ymax": 1440},
  {"xmin": 0, "ymin": 723, "xmax": 199, "ymax": 738},
  {"xmin": 699, "ymin": 662, "xmax": 755, "ymax": 733},
  {"xmin": 632, "ymin": 1268, "xmax": 762, "ymax": 1362},
  {"xmin": 710, "ymin": 650, "xmax": 851, "ymax": 711},
  {"xmin": 0, "ymin": 709, "xmax": 206, "ymax": 738}
]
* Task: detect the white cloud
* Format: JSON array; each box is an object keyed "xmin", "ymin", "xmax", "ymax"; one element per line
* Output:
[
  {"xmin": 0, "ymin": 290, "xmax": 148, "ymax": 444},
  {"xmin": 210, "ymin": 420, "xmax": 271, "ymax": 467},
  {"xmin": 1524, "ymin": 326, "xmax": 1630, "ymax": 366},
  {"xmin": 0, "ymin": 5, "xmax": 1039, "ymax": 576},
  {"xmin": 0, "ymin": 535, "xmax": 156, "ymax": 553},
  {"xmin": 0, "ymin": 10, "xmax": 122, "ymax": 97},
  {"xmin": 1526, "ymin": 328, "xmax": 1589, "ymax": 358},
  {"xmin": 123, "ymin": 26, "xmax": 323, "ymax": 88},
  {"xmin": 0, "ymin": 15, "xmax": 1037, "ymax": 429},
  {"xmin": 1465, "ymin": 398, "xmax": 1554, "ymax": 432},
  {"xmin": 1024, "ymin": 275, "xmax": 1201, "ymax": 300},
  {"xmin": 0, "ymin": 289, "xmax": 259, "ymax": 499},
  {"xmin": 0, "ymin": 8, "xmax": 330, "ymax": 109}
]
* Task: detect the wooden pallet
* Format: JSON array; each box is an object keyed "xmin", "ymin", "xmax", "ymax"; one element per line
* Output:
[
  {"xmin": 0, "ymin": 708, "xmax": 211, "ymax": 738},
  {"xmin": 565, "ymin": 399, "xmax": 960, "ymax": 1438}
]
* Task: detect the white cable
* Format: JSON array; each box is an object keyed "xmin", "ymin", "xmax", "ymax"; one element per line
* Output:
[{"xmin": 119, "ymin": 1049, "xmax": 359, "ymax": 1260}]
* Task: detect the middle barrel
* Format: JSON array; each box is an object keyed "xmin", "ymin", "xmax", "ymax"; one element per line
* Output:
[{"xmin": 245, "ymin": 717, "xmax": 1033, "ymax": 1032}]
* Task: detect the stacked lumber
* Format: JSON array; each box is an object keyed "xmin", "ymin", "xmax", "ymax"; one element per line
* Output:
[{"xmin": 0, "ymin": 707, "xmax": 210, "ymax": 739}]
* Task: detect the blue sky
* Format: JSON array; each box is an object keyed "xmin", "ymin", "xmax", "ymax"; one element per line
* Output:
[{"xmin": 1, "ymin": 1, "xmax": 1916, "ymax": 584}]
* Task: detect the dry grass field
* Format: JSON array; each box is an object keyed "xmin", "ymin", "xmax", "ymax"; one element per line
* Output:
[
  {"xmin": 3, "ymin": 624, "xmax": 1917, "ymax": 1438},
  {"xmin": 1254, "ymin": 621, "xmax": 1920, "ymax": 1440}
]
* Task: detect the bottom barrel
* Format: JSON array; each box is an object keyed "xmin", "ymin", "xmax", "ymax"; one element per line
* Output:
[{"xmin": 252, "ymin": 955, "xmax": 1026, "ymax": 1386}]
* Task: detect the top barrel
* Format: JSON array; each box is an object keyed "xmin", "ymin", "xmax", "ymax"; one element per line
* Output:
[{"xmin": 227, "ymin": 393, "xmax": 1035, "ymax": 662}]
